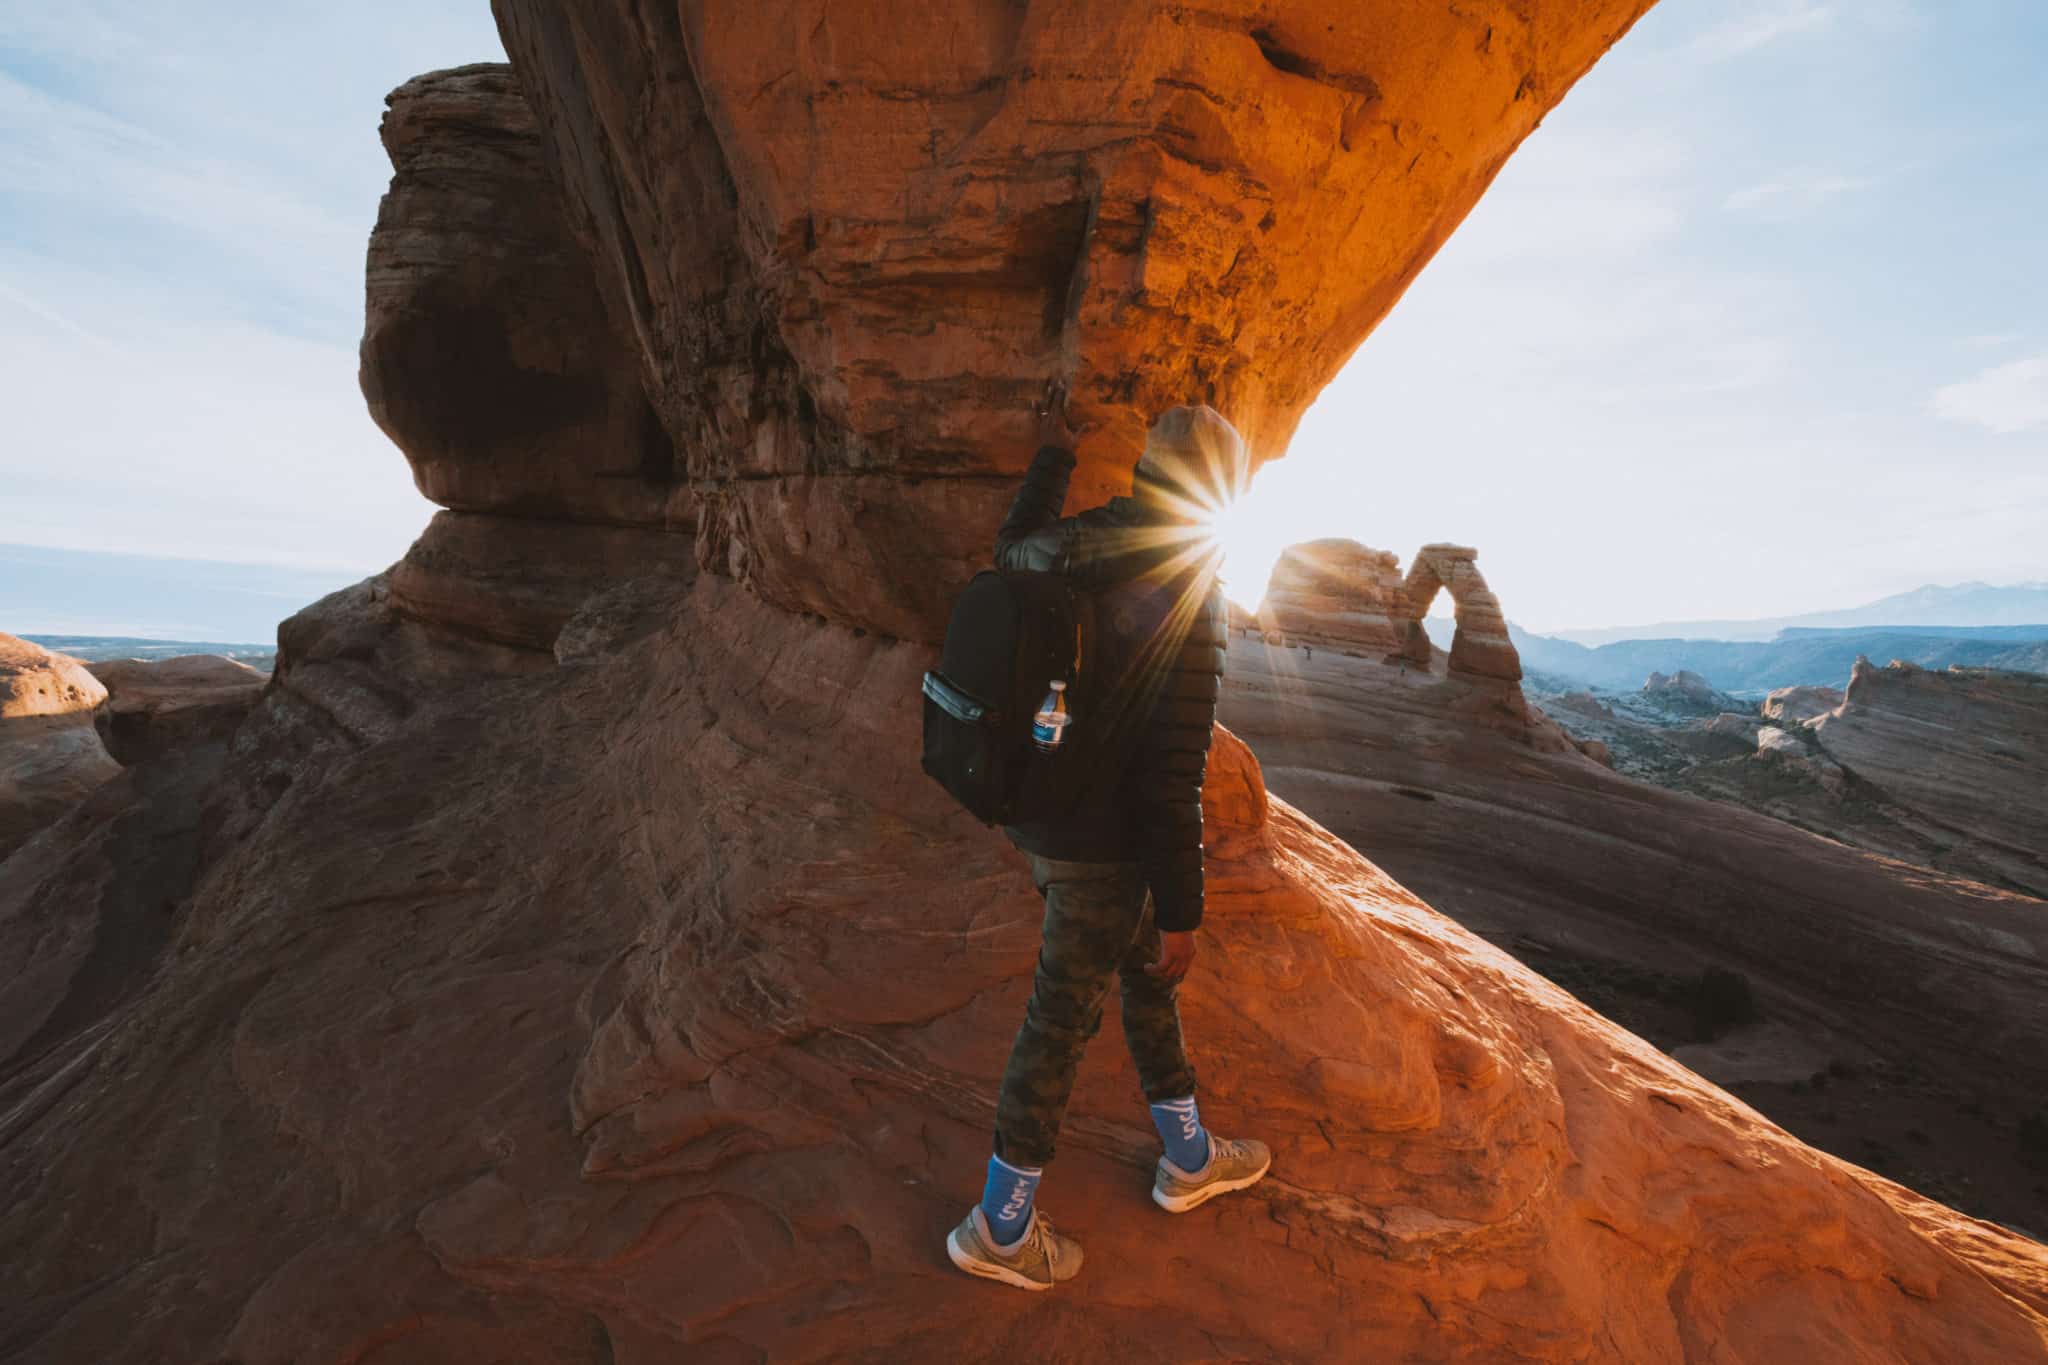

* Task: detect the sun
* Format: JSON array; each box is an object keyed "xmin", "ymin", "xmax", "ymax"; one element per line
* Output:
[{"xmin": 1200, "ymin": 480, "xmax": 1296, "ymax": 613}]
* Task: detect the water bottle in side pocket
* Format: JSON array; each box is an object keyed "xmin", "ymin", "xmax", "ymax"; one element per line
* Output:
[{"xmin": 1031, "ymin": 680, "xmax": 1070, "ymax": 752}]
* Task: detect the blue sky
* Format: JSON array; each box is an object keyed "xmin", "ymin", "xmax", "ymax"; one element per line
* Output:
[{"xmin": 2, "ymin": 0, "xmax": 2043, "ymax": 635}]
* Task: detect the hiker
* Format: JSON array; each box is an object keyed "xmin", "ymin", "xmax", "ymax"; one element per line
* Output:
[{"xmin": 944, "ymin": 384, "xmax": 1272, "ymax": 1291}]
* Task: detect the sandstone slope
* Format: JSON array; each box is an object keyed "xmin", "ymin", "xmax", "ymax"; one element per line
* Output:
[
  {"xmin": 1224, "ymin": 583, "xmax": 2048, "ymax": 1236},
  {"xmin": 5, "ymin": 578, "xmax": 2047, "ymax": 1363},
  {"xmin": 1802, "ymin": 660, "xmax": 2048, "ymax": 898},
  {"xmin": 1539, "ymin": 658, "xmax": 2048, "ymax": 900}
]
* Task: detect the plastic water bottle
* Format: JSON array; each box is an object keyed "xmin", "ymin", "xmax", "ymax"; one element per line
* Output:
[{"xmin": 1032, "ymin": 680, "xmax": 1071, "ymax": 752}]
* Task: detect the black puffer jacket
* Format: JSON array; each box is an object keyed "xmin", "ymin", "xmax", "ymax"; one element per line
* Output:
[{"xmin": 995, "ymin": 443, "xmax": 1229, "ymax": 932}]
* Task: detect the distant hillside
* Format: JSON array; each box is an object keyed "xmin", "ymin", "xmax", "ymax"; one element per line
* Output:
[
  {"xmin": 1512, "ymin": 623, "xmax": 2048, "ymax": 695},
  {"xmin": 1550, "ymin": 581, "xmax": 2048, "ymax": 646}
]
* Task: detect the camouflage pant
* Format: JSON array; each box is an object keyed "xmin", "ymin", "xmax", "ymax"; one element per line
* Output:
[{"xmin": 993, "ymin": 855, "xmax": 1198, "ymax": 1167}]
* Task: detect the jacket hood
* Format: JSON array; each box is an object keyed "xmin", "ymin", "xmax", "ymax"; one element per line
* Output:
[{"xmin": 1131, "ymin": 404, "xmax": 1250, "ymax": 520}]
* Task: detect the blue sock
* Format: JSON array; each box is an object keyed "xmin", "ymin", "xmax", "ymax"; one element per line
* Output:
[
  {"xmin": 1151, "ymin": 1096, "xmax": 1211, "ymax": 1172},
  {"xmin": 979, "ymin": 1153, "xmax": 1042, "ymax": 1247}
]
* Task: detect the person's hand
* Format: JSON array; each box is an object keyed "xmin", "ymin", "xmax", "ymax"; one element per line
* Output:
[
  {"xmin": 1036, "ymin": 378, "xmax": 1079, "ymax": 450},
  {"xmin": 1146, "ymin": 930, "xmax": 1197, "ymax": 983}
]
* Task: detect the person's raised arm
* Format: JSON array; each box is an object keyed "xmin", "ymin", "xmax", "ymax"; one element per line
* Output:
[{"xmin": 995, "ymin": 380, "xmax": 1083, "ymax": 573}]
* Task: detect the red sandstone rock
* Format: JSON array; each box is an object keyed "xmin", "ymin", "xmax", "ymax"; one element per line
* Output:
[
  {"xmin": 0, "ymin": 634, "xmax": 119, "ymax": 860},
  {"xmin": 9, "ymin": 4, "xmax": 2048, "ymax": 1360},
  {"xmin": 1403, "ymin": 543, "xmax": 1522, "ymax": 681},
  {"xmin": 7, "ymin": 580, "xmax": 2047, "ymax": 1363},
  {"xmin": 1805, "ymin": 660, "xmax": 2048, "ymax": 897},
  {"xmin": 387, "ymin": 510, "xmax": 698, "ymax": 654},
  {"xmin": 1219, "ymin": 630, "xmax": 2048, "ymax": 1236},
  {"xmin": 1259, "ymin": 538, "xmax": 1524, "ymax": 683},
  {"xmin": 361, "ymin": 67, "xmax": 701, "ymax": 658},
  {"xmin": 0, "ymin": 650, "xmax": 266, "ymax": 1079},
  {"xmin": 88, "ymin": 655, "xmax": 267, "ymax": 766},
  {"xmin": 1257, "ymin": 539, "xmax": 1409, "ymax": 656},
  {"xmin": 492, "ymin": 0, "xmax": 1662, "ymax": 640},
  {"xmin": 361, "ymin": 64, "xmax": 681, "ymax": 529}
]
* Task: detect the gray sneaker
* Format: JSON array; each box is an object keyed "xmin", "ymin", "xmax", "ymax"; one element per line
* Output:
[
  {"xmin": 945, "ymin": 1206, "xmax": 1084, "ymax": 1291},
  {"xmin": 1152, "ymin": 1134, "xmax": 1272, "ymax": 1213}
]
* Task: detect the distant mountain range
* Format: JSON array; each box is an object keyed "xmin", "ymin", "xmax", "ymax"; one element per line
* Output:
[
  {"xmin": 1508, "ymin": 623, "xmax": 2048, "ymax": 696},
  {"xmin": 1546, "ymin": 582, "xmax": 2048, "ymax": 646}
]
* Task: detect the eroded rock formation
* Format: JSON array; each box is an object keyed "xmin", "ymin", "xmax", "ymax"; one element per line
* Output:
[
  {"xmin": 0, "ymin": 634, "xmax": 119, "ymax": 860},
  {"xmin": 1257, "ymin": 539, "xmax": 1410, "ymax": 657},
  {"xmin": 362, "ymin": 64, "xmax": 677, "ymax": 528},
  {"xmin": 8, "ymin": 4, "xmax": 2048, "ymax": 1362},
  {"xmin": 1641, "ymin": 668, "xmax": 1736, "ymax": 716},
  {"xmin": 361, "ymin": 66, "xmax": 698, "ymax": 656},
  {"xmin": 1403, "ymin": 543, "xmax": 1522, "ymax": 681},
  {"xmin": 89, "ymin": 655, "xmax": 267, "ymax": 766},
  {"xmin": 1219, "ymin": 630, "xmax": 2048, "ymax": 1239},
  {"xmin": 1764, "ymin": 683, "xmax": 1844, "ymax": 724},
  {"xmin": 1258, "ymin": 538, "xmax": 1525, "ymax": 684},
  {"xmin": 0, "ymin": 649, "xmax": 267, "ymax": 1076},
  {"xmin": 1803, "ymin": 660, "xmax": 2048, "ymax": 897},
  {"xmin": 491, "ymin": 0, "xmax": 1662, "ymax": 640}
]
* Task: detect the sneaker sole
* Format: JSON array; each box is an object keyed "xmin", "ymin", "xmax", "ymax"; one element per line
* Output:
[
  {"xmin": 946, "ymin": 1225, "xmax": 1054, "ymax": 1291},
  {"xmin": 1151, "ymin": 1154, "xmax": 1273, "ymax": 1214}
]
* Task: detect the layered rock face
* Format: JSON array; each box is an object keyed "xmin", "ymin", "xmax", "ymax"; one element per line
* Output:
[
  {"xmin": 1220, "ymin": 632, "xmax": 2048, "ymax": 1239},
  {"xmin": 491, "ymin": 0, "xmax": 1660, "ymax": 640},
  {"xmin": 88, "ymin": 655, "xmax": 267, "ymax": 766},
  {"xmin": 0, "ymin": 634, "xmax": 119, "ymax": 860},
  {"xmin": 1257, "ymin": 539, "xmax": 1410, "ymax": 656},
  {"xmin": 362, "ymin": 64, "xmax": 678, "ymax": 528},
  {"xmin": 1404, "ymin": 543, "xmax": 1521, "ymax": 681},
  {"xmin": 1803, "ymin": 660, "xmax": 2048, "ymax": 897},
  {"xmin": 0, "ymin": 650, "xmax": 267, "ymax": 1074},
  {"xmin": 8, "ymin": 579, "xmax": 2048, "ymax": 1364},
  {"xmin": 361, "ymin": 66, "xmax": 698, "ymax": 655},
  {"xmin": 1258, "ymin": 538, "xmax": 1525, "ymax": 683}
]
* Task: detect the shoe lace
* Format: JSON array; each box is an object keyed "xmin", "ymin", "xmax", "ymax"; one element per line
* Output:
[{"xmin": 1035, "ymin": 1214, "xmax": 1059, "ymax": 1271}]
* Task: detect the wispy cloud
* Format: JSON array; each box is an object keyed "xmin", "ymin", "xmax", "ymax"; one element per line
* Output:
[
  {"xmin": 1724, "ymin": 169, "xmax": 1880, "ymax": 219},
  {"xmin": 1684, "ymin": 3, "xmax": 1836, "ymax": 63},
  {"xmin": 0, "ymin": 69, "xmax": 364, "ymax": 327},
  {"xmin": 0, "ymin": 1, "xmax": 500, "ymax": 587},
  {"xmin": 1931, "ymin": 355, "xmax": 2048, "ymax": 434}
]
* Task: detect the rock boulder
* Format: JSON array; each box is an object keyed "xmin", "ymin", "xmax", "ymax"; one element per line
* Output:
[
  {"xmin": 0, "ymin": 634, "xmax": 120, "ymax": 861},
  {"xmin": 88, "ymin": 655, "xmax": 267, "ymax": 766},
  {"xmin": 1763, "ymin": 683, "xmax": 1844, "ymax": 724},
  {"xmin": 1257, "ymin": 539, "xmax": 1409, "ymax": 656},
  {"xmin": 361, "ymin": 64, "xmax": 680, "ymax": 528}
]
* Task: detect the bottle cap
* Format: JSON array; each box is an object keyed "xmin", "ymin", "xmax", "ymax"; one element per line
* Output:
[{"xmin": 1050, "ymin": 680, "xmax": 1066, "ymax": 691}]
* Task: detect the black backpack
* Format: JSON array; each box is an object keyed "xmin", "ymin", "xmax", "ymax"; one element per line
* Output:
[{"xmin": 920, "ymin": 570, "xmax": 1097, "ymax": 826}]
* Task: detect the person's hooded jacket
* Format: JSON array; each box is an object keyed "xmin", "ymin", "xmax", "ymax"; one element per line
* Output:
[{"xmin": 993, "ymin": 404, "xmax": 1243, "ymax": 933}]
